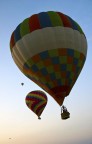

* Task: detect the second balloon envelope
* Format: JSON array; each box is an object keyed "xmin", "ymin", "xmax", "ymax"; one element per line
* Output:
[{"xmin": 25, "ymin": 90, "xmax": 48, "ymax": 119}]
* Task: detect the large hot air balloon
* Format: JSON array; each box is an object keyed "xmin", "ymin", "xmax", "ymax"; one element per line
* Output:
[
  {"xmin": 25, "ymin": 90, "xmax": 48, "ymax": 119},
  {"xmin": 10, "ymin": 11, "xmax": 87, "ymax": 111}
]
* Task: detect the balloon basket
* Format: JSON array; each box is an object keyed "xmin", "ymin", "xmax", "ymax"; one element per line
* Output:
[{"xmin": 61, "ymin": 111, "xmax": 70, "ymax": 120}]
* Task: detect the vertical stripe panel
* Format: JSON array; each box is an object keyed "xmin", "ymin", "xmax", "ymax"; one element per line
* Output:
[
  {"xmin": 38, "ymin": 12, "xmax": 52, "ymax": 28},
  {"xmin": 14, "ymin": 24, "xmax": 21, "ymax": 42},
  {"xmin": 10, "ymin": 32, "xmax": 15, "ymax": 51},
  {"xmin": 57, "ymin": 12, "xmax": 72, "ymax": 28},
  {"xmin": 48, "ymin": 11, "xmax": 63, "ymax": 26},
  {"xmin": 67, "ymin": 16, "xmax": 78, "ymax": 30},
  {"xmin": 20, "ymin": 18, "xmax": 30, "ymax": 37},
  {"xmin": 29, "ymin": 14, "xmax": 41, "ymax": 32}
]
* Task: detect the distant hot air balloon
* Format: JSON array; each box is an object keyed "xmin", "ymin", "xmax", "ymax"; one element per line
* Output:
[
  {"xmin": 25, "ymin": 90, "xmax": 48, "ymax": 119},
  {"xmin": 21, "ymin": 82, "xmax": 24, "ymax": 86},
  {"xmin": 10, "ymin": 11, "xmax": 87, "ymax": 117}
]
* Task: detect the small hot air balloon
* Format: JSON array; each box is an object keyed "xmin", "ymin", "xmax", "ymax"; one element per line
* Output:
[
  {"xmin": 21, "ymin": 82, "xmax": 24, "ymax": 86},
  {"xmin": 10, "ymin": 11, "xmax": 87, "ymax": 119},
  {"xmin": 25, "ymin": 90, "xmax": 48, "ymax": 119}
]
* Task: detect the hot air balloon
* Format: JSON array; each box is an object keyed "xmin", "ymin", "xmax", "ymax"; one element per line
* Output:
[
  {"xmin": 25, "ymin": 90, "xmax": 48, "ymax": 119},
  {"xmin": 10, "ymin": 11, "xmax": 87, "ymax": 119},
  {"xmin": 21, "ymin": 82, "xmax": 24, "ymax": 86}
]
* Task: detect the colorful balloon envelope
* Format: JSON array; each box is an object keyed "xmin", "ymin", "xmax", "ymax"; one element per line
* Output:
[
  {"xmin": 10, "ymin": 11, "xmax": 87, "ymax": 106},
  {"xmin": 25, "ymin": 90, "xmax": 48, "ymax": 119}
]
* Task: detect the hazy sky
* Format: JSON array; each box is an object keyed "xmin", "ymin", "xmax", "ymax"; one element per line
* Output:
[{"xmin": 0, "ymin": 0, "xmax": 92, "ymax": 144}]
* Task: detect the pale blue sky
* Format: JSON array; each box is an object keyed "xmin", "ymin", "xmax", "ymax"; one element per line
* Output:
[{"xmin": 0, "ymin": 0, "xmax": 92, "ymax": 144}]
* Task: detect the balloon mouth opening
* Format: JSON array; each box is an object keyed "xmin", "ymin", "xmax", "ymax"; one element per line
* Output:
[
  {"xmin": 50, "ymin": 85, "xmax": 70, "ymax": 96},
  {"xmin": 49, "ymin": 85, "xmax": 71, "ymax": 106}
]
